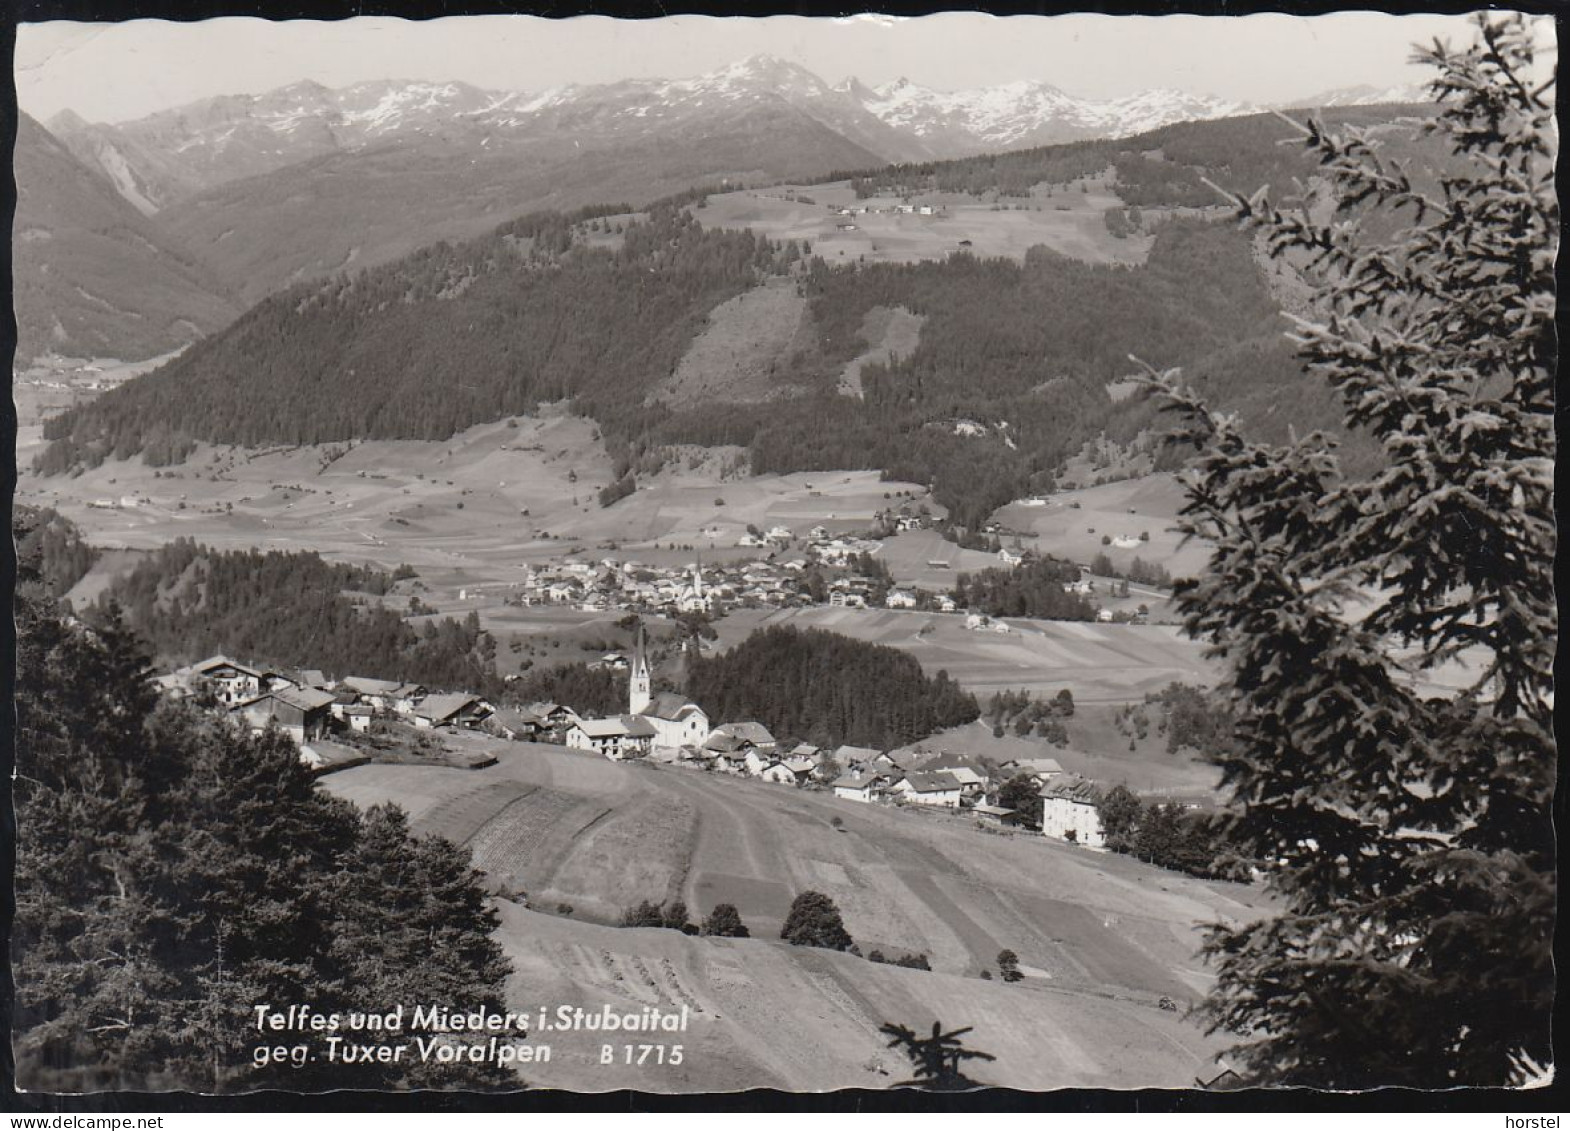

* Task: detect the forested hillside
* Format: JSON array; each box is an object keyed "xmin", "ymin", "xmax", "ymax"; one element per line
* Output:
[
  {"xmin": 99, "ymin": 540, "xmax": 500, "ymax": 695},
  {"xmin": 686, "ymin": 625, "xmax": 979, "ymax": 749},
  {"xmin": 38, "ymin": 106, "xmax": 1440, "ymax": 526},
  {"xmin": 13, "ymin": 505, "xmax": 99, "ymax": 599}
]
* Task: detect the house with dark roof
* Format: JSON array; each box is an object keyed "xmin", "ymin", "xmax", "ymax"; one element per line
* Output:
[
  {"xmin": 194, "ymin": 656, "xmax": 292, "ymax": 706},
  {"xmin": 485, "ymin": 708, "xmax": 546, "ymax": 742},
  {"xmin": 231, "ymin": 687, "xmax": 335, "ymax": 745},
  {"xmin": 1039, "ymin": 775, "xmax": 1107, "ymax": 848},
  {"xmin": 889, "ymin": 770, "xmax": 963, "ymax": 808},
  {"xmin": 708, "ymin": 721, "xmax": 777, "ymax": 752},
  {"xmin": 908, "ymin": 750, "xmax": 992, "ymax": 798},
  {"xmin": 831, "ymin": 745, "xmax": 884, "ymax": 772},
  {"xmin": 413, "ymin": 693, "xmax": 491, "ymax": 730}
]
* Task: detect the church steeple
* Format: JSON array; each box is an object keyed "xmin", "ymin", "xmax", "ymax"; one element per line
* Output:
[{"xmin": 629, "ymin": 623, "xmax": 652, "ymax": 716}]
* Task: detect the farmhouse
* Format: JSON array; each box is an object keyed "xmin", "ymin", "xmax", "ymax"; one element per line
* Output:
[
  {"xmin": 231, "ymin": 687, "xmax": 335, "ymax": 745},
  {"xmin": 885, "ymin": 589, "xmax": 918, "ymax": 609},
  {"xmin": 832, "ymin": 770, "xmax": 885, "ymax": 803},
  {"xmin": 565, "ymin": 716, "xmax": 656, "ymax": 760},
  {"xmin": 413, "ymin": 693, "xmax": 491, "ymax": 730},
  {"xmin": 890, "ymin": 770, "xmax": 963, "ymax": 808},
  {"xmin": 344, "ymin": 676, "xmax": 426, "ymax": 715},
  {"xmin": 908, "ymin": 751, "xmax": 990, "ymax": 801},
  {"xmin": 1040, "ymin": 775, "xmax": 1108, "ymax": 849},
  {"xmin": 1005, "ymin": 756, "xmax": 1066, "ymax": 783},
  {"xmin": 758, "ymin": 761, "xmax": 794, "ymax": 784},
  {"xmin": 707, "ymin": 721, "xmax": 777, "ymax": 753},
  {"xmin": 524, "ymin": 701, "xmax": 580, "ymax": 739},
  {"xmin": 485, "ymin": 708, "xmax": 545, "ymax": 741},
  {"xmin": 193, "ymin": 656, "xmax": 289, "ymax": 706},
  {"xmin": 786, "ymin": 742, "xmax": 822, "ymax": 764},
  {"xmin": 830, "ymin": 745, "xmax": 883, "ymax": 773}
]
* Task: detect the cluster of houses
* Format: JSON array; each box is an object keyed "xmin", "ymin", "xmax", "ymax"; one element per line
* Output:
[
  {"xmin": 163, "ymin": 632, "xmax": 1113, "ymax": 850},
  {"xmin": 157, "ymin": 656, "xmax": 495, "ymax": 751},
  {"xmin": 834, "ymin": 202, "xmax": 942, "ymax": 218},
  {"xmin": 510, "ymin": 543, "xmax": 903, "ymax": 616}
]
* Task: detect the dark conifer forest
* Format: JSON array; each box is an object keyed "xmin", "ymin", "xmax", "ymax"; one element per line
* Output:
[
  {"xmin": 686, "ymin": 625, "xmax": 979, "ymax": 749},
  {"xmin": 14, "ymin": 504, "xmax": 99, "ymax": 597},
  {"xmin": 99, "ymin": 539, "xmax": 500, "ymax": 694}
]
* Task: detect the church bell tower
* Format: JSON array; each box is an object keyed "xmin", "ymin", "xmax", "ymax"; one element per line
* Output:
[{"xmin": 629, "ymin": 625, "xmax": 652, "ymax": 716}]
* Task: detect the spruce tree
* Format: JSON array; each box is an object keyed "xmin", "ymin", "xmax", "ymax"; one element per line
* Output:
[{"xmin": 1142, "ymin": 13, "xmax": 1554, "ymax": 1087}]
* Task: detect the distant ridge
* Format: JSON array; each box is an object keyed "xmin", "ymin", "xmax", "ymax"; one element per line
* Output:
[{"xmin": 47, "ymin": 56, "xmax": 1265, "ymax": 215}]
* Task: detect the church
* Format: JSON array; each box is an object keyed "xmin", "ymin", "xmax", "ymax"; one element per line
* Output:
[{"xmin": 629, "ymin": 626, "xmax": 710, "ymax": 752}]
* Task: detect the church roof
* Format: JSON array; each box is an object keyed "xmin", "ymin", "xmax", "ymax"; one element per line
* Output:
[{"xmin": 639, "ymin": 691, "xmax": 705, "ymax": 722}]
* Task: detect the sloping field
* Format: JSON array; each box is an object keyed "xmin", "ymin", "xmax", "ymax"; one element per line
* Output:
[
  {"xmin": 713, "ymin": 606, "xmax": 1217, "ymax": 702},
  {"xmin": 541, "ymin": 793, "xmax": 698, "ymax": 921},
  {"xmin": 650, "ymin": 277, "xmax": 813, "ymax": 408},
  {"xmin": 695, "ymin": 179, "xmax": 1155, "ymax": 268},
  {"xmin": 875, "ymin": 527, "xmax": 1000, "ymax": 588},
  {"xmin": 995, "ymin": 473, "xmax": 1212, "ymax": 581},
  {"xmin": 327, "ymin": 738, "xmax": 1263, "ymax": 1090},
  {"xmin": 496, "ymin": 903, "xmax": 1220, "ymax": 1093}
]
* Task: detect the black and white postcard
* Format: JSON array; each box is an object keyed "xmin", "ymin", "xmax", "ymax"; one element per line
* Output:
[{"xmin": 8, "ymin": 7, "xmax": 1557, "ymax": 1098}]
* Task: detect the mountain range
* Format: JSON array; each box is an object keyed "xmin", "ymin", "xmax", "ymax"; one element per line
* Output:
[{"xmin": 48, "ymin": 56, "xmax": 1268, "ymax": 216}]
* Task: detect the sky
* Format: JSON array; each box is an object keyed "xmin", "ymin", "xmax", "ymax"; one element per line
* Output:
[{"xmin": 14, "ymin": 11, "xmax": 1551, "ymax": 125}]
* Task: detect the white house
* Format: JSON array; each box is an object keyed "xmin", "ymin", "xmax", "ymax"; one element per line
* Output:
[
  {"xmin": 1039, "ymin": 775, "xmax": 1107, "ymax": 849},
  {"xmin": 193, "ymin": 656, "xmax": 282, "ymax": 706},
  {"xmin": 890, "ymin": 770, "xmax": 963, "ymax": 808},
  {"xmin": 885, "ymin": 589, "xmax": 918, "ymax": 609},
  {"xmin": 832, "ymin": 770, "xmax": 885, "ymax": 803},
  {"xmin": 566, "ymin": 716, "xmax": 656, "ymax": 760},
  {"xmin": 760, "ymin": 761, "xmax": 800, "ymax": 785}
]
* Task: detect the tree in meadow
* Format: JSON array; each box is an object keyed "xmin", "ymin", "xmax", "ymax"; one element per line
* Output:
[
  {"xmin": 699, "ymin": 903, "xmax": 751, "ymax": 939},
  {"xmin": 1141, "ymin": 14, "xmax": 1554, "ymax": 1088},
  {"xmin": 780, "ymin": 891, "xmax": 854, "ymax": 952}
]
